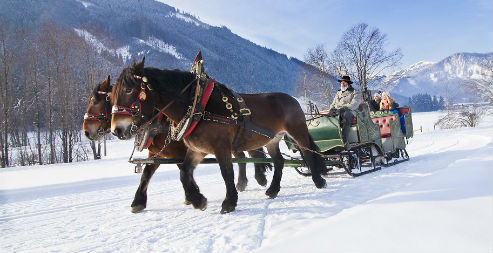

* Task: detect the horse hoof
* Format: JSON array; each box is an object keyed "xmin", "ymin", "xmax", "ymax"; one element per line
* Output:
[
  {"xmin": 192, "ymin": 197, "xmax": 207, "ymax": 211},
  {"xmin": 131, "ymin": 205, "xmax": 146, "ymax": 213},
  {"xmin": 184, "ymin": 199, "xmax": 192, "ymax": 205},
  {"xmin": 220, "ymin": 204, "xmax": 236, "ymax": 214},
  {"xmin": 255, "ymin": 175, "xmax": 268, "ymax": 187},
  {"xmin": 265, "ymin": 187, "xmax": 279, "ymax": 199},
  {"xmin": 236, "ymin": 180, "xmax": 248, "ymax": 192},
  {"xmin": 314, "ymin": 177, "xmax": 326, "ymax": 189}
]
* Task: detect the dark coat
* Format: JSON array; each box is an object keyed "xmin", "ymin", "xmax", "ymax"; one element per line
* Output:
[{"xmin": 369, "ymin": 100, "xmax": 380, "ymax": 112}]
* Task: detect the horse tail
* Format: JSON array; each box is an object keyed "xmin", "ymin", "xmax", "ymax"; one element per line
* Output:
[{"xmin": 286, "ymin": 126, "xmax": 327, "ymax": 188}]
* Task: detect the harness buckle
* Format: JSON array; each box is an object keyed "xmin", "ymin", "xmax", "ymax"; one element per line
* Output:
[
  {"xmin": 240, "ymin": 108, "xmax": 251, "ymax": 116},
  {"xmin": 130, "ymin": 123, "xmax": 139, "ymax": 134}
]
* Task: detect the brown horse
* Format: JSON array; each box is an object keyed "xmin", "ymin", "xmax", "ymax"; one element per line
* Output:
[
  {"xmin": 83, "ymin": 76, "xmax": 270, "ymax": 213},
  {"xmin": 111, "ymin": 58, "xmax": 326, "ymax": 214}
]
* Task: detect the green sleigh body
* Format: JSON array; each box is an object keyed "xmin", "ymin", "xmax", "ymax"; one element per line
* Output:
[{"xmin": 285, "ymin": 106, "xmax": 414, "ymax": 176}]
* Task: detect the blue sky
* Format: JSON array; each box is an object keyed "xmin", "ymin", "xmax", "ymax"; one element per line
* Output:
[{"xmin": 158, "ymin": 0, "xmax": 492, "ymax": 68}]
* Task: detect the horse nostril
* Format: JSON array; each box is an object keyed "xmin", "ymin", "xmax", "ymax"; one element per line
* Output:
[
  {"xmin": 113, "ymin": 127, "xmax": 122, "ymax": 137},
  {"xmin": 84, "ymin": 131, "xmax": 90, "ymax": 138}
]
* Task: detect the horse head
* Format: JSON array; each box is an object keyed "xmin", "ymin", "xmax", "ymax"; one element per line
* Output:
[
  {"xmin": 83, "ymin": 75, "xmax": 112, "ymax": 141},
  {"xmin": 110, "ymin": 57, "xmax": 161, "ymax": 140}
]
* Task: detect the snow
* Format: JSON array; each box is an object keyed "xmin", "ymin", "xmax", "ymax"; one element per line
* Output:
[
  {"xmin": 77, "ymin": 0, "xmax": 94, "ymax": 8},
  {"xmin": 74, "ymin": 29, "xmax": 132, "ymax": 62},
  {"xmin": 136, "ymin": 37, "xmax": 184, "ymax": 60},
  {"xmin": 167, "ymin": 12, "xmax": 203, "ymax": 27},
  {"xmin": 1, "ymin": 111, "xmax": 492, "ymax": 252},
  {"xmin": 115, "ymin": 46, "xmax": 131, "ymax": 63}
]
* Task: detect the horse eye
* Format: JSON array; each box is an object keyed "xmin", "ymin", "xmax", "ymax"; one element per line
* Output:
[{"xmin": 126, "ymin": 88, "xmax": 133, "ymax": 94}]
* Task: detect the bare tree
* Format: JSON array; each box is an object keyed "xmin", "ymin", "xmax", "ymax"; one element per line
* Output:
[
  {"xmin": 26, "ymin": 37, "xmax": 44, "ymax": 164},
  {"xmin": 301, "ymin": 44, "xmax": 337, "ymax": 109},
  {"xmin": 329, "ymin": 23, "xmax": 402, "ymax": 102},
  {"xmin": 38, "ymin": 24, "xmax": 61, "ymax": 164},
  {"xmin": 435, "ymin": 107, "xmax": 482, "ymax": 129},
  {"xmin": 0, "ymin": 22, "xmax": 14, "ymax": 167}
]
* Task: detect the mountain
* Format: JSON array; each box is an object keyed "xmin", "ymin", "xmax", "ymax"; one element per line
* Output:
[
  {"xmin": 0, "ymin": 0, "xmax": 305, "ymax": 94},
  {"xmin": 387, "ymin": 52, "xmax": 492, "ymax": 103}
]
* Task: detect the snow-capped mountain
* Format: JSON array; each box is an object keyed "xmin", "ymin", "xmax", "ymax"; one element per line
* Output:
[
  {"xmin": 388, "ymin": 52, "xmax": 492, "ymax": 102},
  {"xmin": 0, "ymin": 0, "xmax": 305, "ymax": 94}
]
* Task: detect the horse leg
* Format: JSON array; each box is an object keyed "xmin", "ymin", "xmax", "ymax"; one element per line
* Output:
[
  {"xmin": 180, "ymin": 163, "xmax": 200, "ymax": 205},
  {"xmin": 131, "ymin": 163, "xmax": 159, "ymax": 213},
  {"xmin": 247, "ymin": 148, "xmax": 269, "ymax": 187},
  {"xmin": 265, "ymin": 137, "xmax": 284, "ymax": 199},
  {"xmin": 180, "ymin": 150, "xmax": 207, "ymax": 210},
  {"xmin": 233, "ymin": 151, "xmax": 248, "ymax": 192},
  {"xmin": 215, "ymin": 144, "xmax": 238, "ymax": 214},
  {"xmin": 286, "ymin": 125, "xmax": 326, "ymax": 189}
]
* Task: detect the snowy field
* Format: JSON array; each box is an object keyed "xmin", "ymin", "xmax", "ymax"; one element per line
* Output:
[{"xmin": 1, "ymin": 111, "xmax": 492, "ymax": 253}]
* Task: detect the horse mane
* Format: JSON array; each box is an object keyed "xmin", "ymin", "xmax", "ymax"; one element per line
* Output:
[{"xmin": 115, "ymin": 65, "xmax": 196, "ymax": 99}]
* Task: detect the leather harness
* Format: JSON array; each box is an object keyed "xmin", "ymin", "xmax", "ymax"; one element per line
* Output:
[{"xmin": 114, "ymin": 52, "xmax": 275, "ymax": 152}]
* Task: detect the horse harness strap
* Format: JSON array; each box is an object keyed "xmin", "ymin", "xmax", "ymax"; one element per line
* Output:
[
  {"xmin": 84, "ymin": 91, "xmax": 112, "ymax": 122},
  {"xmin": 111, "ymin": 76, "xmax": 152, "ymax": 120},
  {"xmin": 201, "ymin": 111, "xmax": 275, "ymax": 139},
  {"xmin": 219, "ymin": 87, "xmax": 274, "ymax": 152},
  {"xmin": 170, "ymin": 77, "xmax": 275, "ymax": 147},
  {"xmin": 169, "ymin": 77, "xmax": 214, "ymax": 141}
]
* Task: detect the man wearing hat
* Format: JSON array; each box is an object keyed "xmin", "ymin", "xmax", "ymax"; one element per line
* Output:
[{"xmin": 327, "ymin": 75, "xmax": 362, "ymax": 143}]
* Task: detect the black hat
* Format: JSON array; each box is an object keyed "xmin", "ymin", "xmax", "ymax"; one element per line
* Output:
[{"xmin": 337, "ymin": 76, "xmax": 353, "ymax": 84}]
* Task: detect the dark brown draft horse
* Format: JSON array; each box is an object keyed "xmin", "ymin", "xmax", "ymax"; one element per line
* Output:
[
  {"xmin": 111, "ymin": 58, "xmax": 326, "ymax": 213},
  {"xmin": 83, "ymin": 76, "xmax": 270, "ymax": 213}
]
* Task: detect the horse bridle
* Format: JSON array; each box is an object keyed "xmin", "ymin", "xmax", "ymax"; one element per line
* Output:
[
  {"xmin": 111, "ymin": 75, "xmax": 156, "ymax": 135},
  {"xmin": 111, "ymin": 74, "xmax": 197, "ymax": 136},
  {"xmin": 84, "ymin": 90, "xmax": 112, "ymax": 137},
  {"xmin": 84, "ymin": 91, "xmax": 112, "ymax": 122}
]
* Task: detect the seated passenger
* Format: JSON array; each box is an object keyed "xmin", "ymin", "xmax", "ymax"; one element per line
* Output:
[
  {"xmin": 370, "ymin": 92, "xmax": 381, "ymax": 112},
  {"xmin": 327, "ymin": 75, "xmax": 362, "ymax": 143},
  {"xmin": 379, "ymin": 91, "xmax": 399, "ymax": 111}
]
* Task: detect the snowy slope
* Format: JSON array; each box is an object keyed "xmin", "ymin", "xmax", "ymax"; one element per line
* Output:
[
  {"xmin": 1, "ymin": 112, "xmax": 492, "ymax": 252},
  {"xmin": 386, "ymin": 52, "xmax": 492, "ymax": 101}
]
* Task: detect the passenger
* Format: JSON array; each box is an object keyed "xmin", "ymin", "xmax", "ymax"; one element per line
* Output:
[
  {"xmin": 379, "ymin": 91, "xmax": 399, "ymax": 111},
  {"xmin": 379, "ymin": 91, "xmax": 407, "ymax": 134},
  {"xmin": 370, "ymin": 92, "xmax": 381, "ymax": 112},
  {"xmin": 327, "ymin": 75, "xmax": 362, "ymax": 143}
]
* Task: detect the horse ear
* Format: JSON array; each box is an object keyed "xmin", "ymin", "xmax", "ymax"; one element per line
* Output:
[
  {"xmin": 134, "ymin": 56, "xmax": 145, "ymax": 71},
  {"xmin": 100, "ymin": 75, "xmax": 110, "ymax": 92}
]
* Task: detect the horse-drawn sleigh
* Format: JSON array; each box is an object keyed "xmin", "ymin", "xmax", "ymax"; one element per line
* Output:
[{"xmin": 83, "ymin": 52, "xmax": 413, "ymax": 213}]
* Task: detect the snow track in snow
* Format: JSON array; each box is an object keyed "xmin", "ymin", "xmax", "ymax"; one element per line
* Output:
[{"xmin": 1, "ymin": 112, "xmax": 492, "ymax": 252}]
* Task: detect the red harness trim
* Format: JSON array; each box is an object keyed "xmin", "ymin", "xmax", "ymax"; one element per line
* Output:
[
  {"xmin": 84, "ymin": 113, "xmax": 103, "ymax": 121},
  {"xmin": 111, "ymin": 102, "xmax": 141, "ymax": 116},
  {"xmin": 183, "ymin": 79, "xmax": 215, "ymax": 138}
]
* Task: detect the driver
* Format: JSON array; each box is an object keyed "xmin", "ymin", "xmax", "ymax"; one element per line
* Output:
[{"xmin": 327, "ymin": 75, "xmax": 362, "ymax": 143}]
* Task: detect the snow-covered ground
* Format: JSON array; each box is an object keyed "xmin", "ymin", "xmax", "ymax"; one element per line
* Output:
[{"xmin": 1, "ymin": 111, "xmax": 492, "ymax": 252}]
